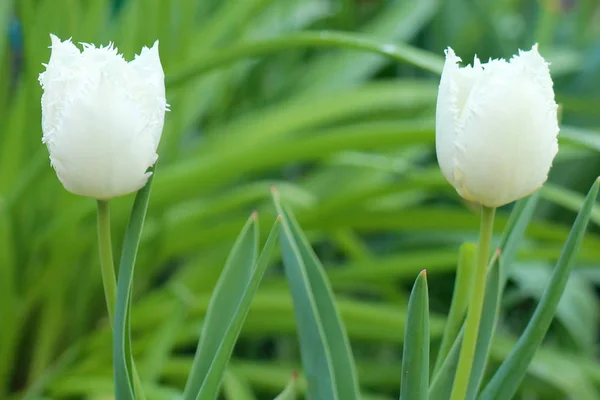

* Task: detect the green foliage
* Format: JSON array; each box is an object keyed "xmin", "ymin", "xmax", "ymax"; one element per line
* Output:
[
  {"xmin": 1, "ymin": 0, "xmax": 600, "ymax": 399},
  {"xmin": 399, "ymin": 271, "xmax": 429, "ymax": 400}
]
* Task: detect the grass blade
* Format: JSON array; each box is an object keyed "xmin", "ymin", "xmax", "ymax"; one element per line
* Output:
[
  {"xmin": 272, "ymin": 188, "xmax": 360, "ymax": 400},
  {"xmin": 479, "ymin": 178, "xmax": 600, "ymax": 400},
  {"xmin": 399, "ymin": 270, "xmax": 429, "ymax": 400}
]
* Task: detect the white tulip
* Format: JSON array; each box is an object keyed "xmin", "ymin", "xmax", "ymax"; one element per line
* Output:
[
  {"xmin": 39, "ymin": 35, "xmax": 167, "ymax": 200},
  {"xmin": 435, "ymin": 45, "xmax": 559, "ymax": 207}
]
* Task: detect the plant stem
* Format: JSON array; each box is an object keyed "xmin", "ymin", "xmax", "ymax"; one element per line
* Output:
[
  {"xmin": 97, "ymin": 200, "xmax": 146, "ymax": 400},
  {"xmin": 450, "ymin": 206, "xmax": 496, "ymax": 400},
  {"xmin": 97, "ymin": 200, "xmax": 117, "ymax": 323}
]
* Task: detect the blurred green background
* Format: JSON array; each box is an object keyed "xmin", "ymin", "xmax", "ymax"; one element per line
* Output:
[{"xmin": 1, "ymin": 0, "xmax": 600, "ymax": 399}]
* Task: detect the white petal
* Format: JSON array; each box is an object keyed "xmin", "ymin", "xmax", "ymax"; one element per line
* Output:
[
  {"xmin": 129, "ymin": 41, "xmax": 167, "ymax": 147},
  {"xmin": 452, "ymin": 46, "xmax": 559, "ymax": 207},
  {"xmin": 435, "ymin": 47, "xmax": 483, "ymax": 187}
]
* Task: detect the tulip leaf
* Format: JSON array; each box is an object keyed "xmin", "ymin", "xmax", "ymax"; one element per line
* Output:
[
  {"xmin": 479, "ymin": 178, "xmax": 600, "ymax": 400},
  {"xmin": 167, "ymin": 31, "xmax": 442, "ymax": 87},
  {"xmin": 114, "ymin": 172, "xmax": 155, "ymax": 400},
  {"xmin": 399, "ymin": 270, "xmax": 429, "ymax": 400},
  {"xmin": 183, "ymin": 215, "xmax": 281, "ymax": 400},
  {"xmin": 274, "ymin": 373, "xmax": 299, "ymax": 400},
  {"xmin": 222, "ymin": 370, "xmax": 257, "ymax": 400},
  {"xmin": 272, "ymin": 188, "xmax": 360, "ymax": 400},
  {"xmin": 433, "ymin": 242, "xmax": 475, "ymax": 374},
  {"xmin": 429, "ymin": 193, "xmax": 540, "ymax": 399},
  {"xmin": 428, "ymin": 250, "xmax": 502, "ymax": 400}
]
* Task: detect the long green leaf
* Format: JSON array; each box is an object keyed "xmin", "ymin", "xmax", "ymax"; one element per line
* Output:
[
  {"xmin": 479, "ymin": 178, "xmax": 600, "ymax": 400},
  {"xmin": 182, "ymin": 214, "xmax": 259, "ymax": 399},
  {"xmin": 465, "ymin": 250, "xmax": 503, "ymax": 399},
  {"xmin": 429, "ymin": 193, "xmax": 540, "ymax": 399},
  {"xmin": 113, "ymin": 171, "xmax": 155, "ymax": 400},
  {"xmin": 433, "ymin": 243, "xmax": 475, "ymax": 373},
  {"xmin": 399, "ymin": 270, "xmax": 429, "ymax": 400},
  {"xmin": 194, "ymin": 217, "xmax": 281, "ymax": 400},
  {"xmin": 274, "ymin": 372, "xmax": 298, "ymax": 400},
  {"xmin": 222, "ymin": 370, "xmax": 257, "ymax": 400},
  {"xmin": 166, "ymin": 31, "xmax": 442, "ymax": 87},
  {"xmin": 272, "ymin": 188, "xmax": 360, "ymax": 400},
  {"xmin": 428, "ymin": 250, "xmax": 502, "ymax": 400}
]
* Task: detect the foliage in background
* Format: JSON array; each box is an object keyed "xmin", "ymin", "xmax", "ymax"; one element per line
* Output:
[{"xmin": 1, "ymin": 0, "xmax": 600, "ymax": 399}]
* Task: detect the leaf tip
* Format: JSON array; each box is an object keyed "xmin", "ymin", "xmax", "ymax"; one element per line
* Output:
[
  {"xmin": 251, "ymin": 210, "xmax": 259, "ymax": 219},
  {"xmin": 420, "ymin": 269, "xmax": 427, "ymax": 279},
  {"xmin": 292, "ymin": 370, "xmax": 298, "ymax": 381}
]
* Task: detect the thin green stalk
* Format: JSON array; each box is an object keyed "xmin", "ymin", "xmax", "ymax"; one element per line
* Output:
[
  {"xmin": 97, "ymin": 200, "xmax": 117, "ymax": 322},
  {"xmin": 96, "ymin": 200, "xmax": 146, "ymax": 400},
  {"xmin": 450, "ymin": 206, "xmax": 496, "ymax": 400}
]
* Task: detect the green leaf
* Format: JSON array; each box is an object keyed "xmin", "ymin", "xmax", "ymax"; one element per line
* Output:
[
  {"xmin": 166, "ymin": 31, "xmax": 442, "ymax": 88},
  {"xmin": 399, "ymin": 270, "xmax": 429, "ymax": 400},
  {"xmin": 184, "ymin": 215, "xmax": 281, "ymax": 400},
  {"xmin": 272, "ymin": 188, "xmax": 360, "ymax": 400},
  {"xmin": 222, "ymin": 370, "xmax": 257, "ymax": 400},
  {"xmin": 479, "ymin": 178, "xmax": 600, "ymax": 400},
  {"xmin": 113, "ymin": 171, "xmax": 155, "ymax": 400},
  {"xmin": 433, "ymin": 242, "xmax": 475, "ymax": 374},
  {"xmin": 428, "ymin": 251, "xmax": 502, "ymax": 400},
  {"xmin": 429, "ymin": 194, "xmax": 540, "ymax": 396},
  {"xmin": 274, "ymin": 372, "xmax": 298, "ymax": 400},
  {"xmin": 465, "ymin": 249, "xmax": 503, "ymax": 399}
]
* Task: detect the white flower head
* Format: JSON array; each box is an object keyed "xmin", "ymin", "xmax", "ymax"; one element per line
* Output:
[
  {"xmin": 39, "ymin": 34, "xmax": 167, "ymax": 199},
  {"xmin": 436, "ymin": 44, "xmax": 559, "ymax": 207}
]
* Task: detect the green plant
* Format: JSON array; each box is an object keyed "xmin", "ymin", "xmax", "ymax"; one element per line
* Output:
[{"xmin": 2, "ymin": 0, "xmax": 600, "ymax": 399}]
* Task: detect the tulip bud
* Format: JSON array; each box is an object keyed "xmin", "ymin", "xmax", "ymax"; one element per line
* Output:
[
  {"xmin": 39, "ymin": 35, "xmax": 167, "ymax": 200},
  {"xmin": 435, "ymin": 45, "xmax": 559, "ymax": 207}
]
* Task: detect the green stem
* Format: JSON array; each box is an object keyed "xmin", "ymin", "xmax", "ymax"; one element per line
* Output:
[
  {"xmin": 97, "ymin": 200, "xmax": 117, "ymax": 323},
  {"xmin": 96, "ymin": 200, "xmax": 146, "ymax": 400},
  {"xmin": 450, "ymin": 206, "xmax": 496, "ymax": 400}
]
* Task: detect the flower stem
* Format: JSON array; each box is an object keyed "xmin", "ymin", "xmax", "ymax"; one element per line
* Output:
[
  {"xmin": 450, "ymin": 206, "xmax": 496, "ymax": 400},
  {"xmin": 97, "ymin": 200, "xmax": 117, "ymax": 323},
  {"xmin": 97, "ymin": 200, "xmax": 146, "ymax": 400}
]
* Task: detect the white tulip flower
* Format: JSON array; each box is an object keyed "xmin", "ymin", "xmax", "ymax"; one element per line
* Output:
[
  {"xmin": 435, "ymin": 44, "xmax": 559, "ymax": 208},
  {"xmin": 39, "ymin": 35, "xmax": 167, "ymax": 200}
]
